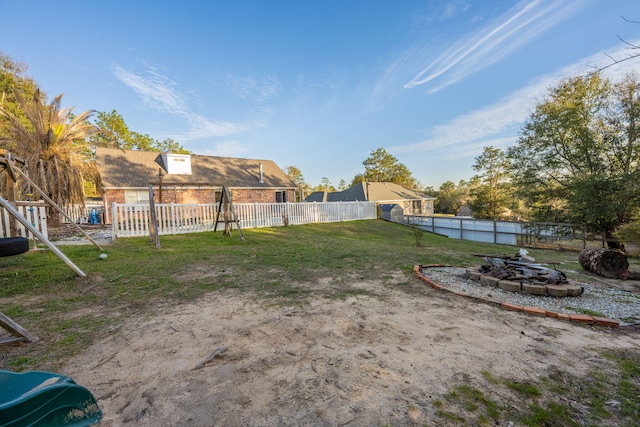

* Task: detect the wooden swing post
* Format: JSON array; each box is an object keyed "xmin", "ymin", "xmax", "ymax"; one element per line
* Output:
[{"xmin": 213, "ymin": 186, "xmax": 244, "ymax": 240}]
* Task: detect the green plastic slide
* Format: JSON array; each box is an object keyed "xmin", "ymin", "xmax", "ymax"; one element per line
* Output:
[{"xmin": 0, "ymin": 370, "xmax": 102, "ymax": 426}]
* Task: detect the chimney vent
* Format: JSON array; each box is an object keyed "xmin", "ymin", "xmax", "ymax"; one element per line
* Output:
[{"xmin": 259, "ymin": 163, "xmax": 264, "ymax": 183}]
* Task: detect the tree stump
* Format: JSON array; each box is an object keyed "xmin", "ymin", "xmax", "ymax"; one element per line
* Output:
[{"xmin": 578, "ymin": 248, "xmax": 629, "ymax": 279}]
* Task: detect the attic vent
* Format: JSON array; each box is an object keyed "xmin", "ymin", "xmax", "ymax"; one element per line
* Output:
[{"xmin": 160, "ymin": 153, "xmax": 192, "ymax": 175}]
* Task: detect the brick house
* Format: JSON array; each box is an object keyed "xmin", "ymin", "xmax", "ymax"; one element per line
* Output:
[
  {"xmin": 94, "ymin": 147, "xmax": 296, "ymax": 222},
  {"xmin": 304, "ymin": 182, "xmax": 435, "ymax": 216}
]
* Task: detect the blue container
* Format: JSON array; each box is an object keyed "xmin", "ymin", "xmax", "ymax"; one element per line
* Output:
[{"xmin": 89, "ymin": 210, "xmax": 99, "ymax": 225}]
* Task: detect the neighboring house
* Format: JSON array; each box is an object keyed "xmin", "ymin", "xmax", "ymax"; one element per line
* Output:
[
  {"xmin": 93, "ymin": 147, "xmax": 296, "ymax": 222},
  {"xmin": 304, "ymin": 182, "xmax": 435, "ymax": 216}
]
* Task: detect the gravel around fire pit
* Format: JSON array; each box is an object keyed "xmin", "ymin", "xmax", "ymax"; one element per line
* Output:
[{"xmin": 421, "ymin": 266, "xmax": 640, "ymax": 326}]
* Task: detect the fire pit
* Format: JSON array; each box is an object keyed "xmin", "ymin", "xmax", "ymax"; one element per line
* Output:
[{"xmin": 465, "ymin": 252, "xmax": 584, "ymax": 297}]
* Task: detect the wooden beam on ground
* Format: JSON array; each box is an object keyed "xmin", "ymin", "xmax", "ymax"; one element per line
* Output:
[
  {"xmin": 0, "ymin": 337, "xmax": 24, "ymax": 346},
  {"xmin": 0, "ymin": 311, "xmax": 38, "ymax": 343}
]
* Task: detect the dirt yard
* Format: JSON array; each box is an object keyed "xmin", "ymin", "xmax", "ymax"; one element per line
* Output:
[{"xmin": 63, "ymin": 274, "xmax": 639, "ymax": 426}]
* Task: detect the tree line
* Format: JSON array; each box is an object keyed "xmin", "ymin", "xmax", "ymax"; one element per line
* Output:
[
  {"xmin": 287, "ymin": 72, "xmax": 640, "ymax": 248},
  {"xmin": 425, "ymin": 73, "xmax": 640, "ymax": 248},
  {"xmin": 1, "ymin": 50, "xmax": 639, "ymax": 246}
]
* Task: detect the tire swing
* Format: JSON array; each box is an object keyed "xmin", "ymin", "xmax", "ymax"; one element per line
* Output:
[{"xmin": 0, "ymin": 236, "xmax": 30, "ymax": 257}]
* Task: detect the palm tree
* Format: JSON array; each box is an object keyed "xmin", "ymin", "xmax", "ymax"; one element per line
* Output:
[
  {"xmin": 1, "ymin": 52, "xmax": 39, "ymax": 137},
  {"xmin": 0, "ymin": 89, "xmax": 98, "ymax": 224}
]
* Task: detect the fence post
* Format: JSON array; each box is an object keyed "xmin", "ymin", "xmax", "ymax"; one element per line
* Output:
[
  {"xmin": 252, "ymin": 202, "xmax": 257, "ymax": 228},
  {"xmin": 170, "ymin": 203, "xmax": 176, "ymax": 235},
  {"xmin": 111, "ymin": 203, "xmax": 118, "ymax": 237},
  {"xmin": 493, "ymin": 220, "xmax": 497, "ymax": 244},
  {"xmin": 285, "ymin": 202, "xmax": 290, "ymax": 226}
]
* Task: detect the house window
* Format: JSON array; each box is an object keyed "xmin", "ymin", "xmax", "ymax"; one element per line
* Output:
[
  {"xmin": 275, "ymin": 191, "xmax": 287, "ymax": 203},
  {"xmin": 412, "ymin": 200, "xmax": 422, "ymax": 214},
  {"xmin": 125, "ymin": 190, "xmax": 150, "ymax": 204}
]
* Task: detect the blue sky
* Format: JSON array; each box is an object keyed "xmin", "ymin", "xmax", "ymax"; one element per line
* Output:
[{"xmin": 2, "ymin": 0, "xmax": 639, "ymax": 190}]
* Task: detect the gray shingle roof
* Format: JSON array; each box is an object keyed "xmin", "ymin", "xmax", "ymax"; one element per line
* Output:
[
  {"xmin": 95, "ymin": 147, "xmax": 295, "ymax": 189},
  {"xmin": 362, "ymin": 182, "xmax": 433, "ymax": 201},
  {"xmin": 304, "ymin": 191, "xmax": 328, "ymax": 202},
  {"xmin": 304, "ymin": 182, "xmax": 434, "ymax": 202}
]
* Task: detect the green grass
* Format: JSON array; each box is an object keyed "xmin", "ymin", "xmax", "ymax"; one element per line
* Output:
[
  {"xmin": 1, "ymin": 220, "xmax": 639, "ymax": 427},
  {"xmin": 504, "ymin": 380, "xmax": 542, "ymax": 397},
  {"xmin": 433, "ymin": 350, "xmax": 640, "ymax": 427},
  {"xmin": 439, "ymin": 384, "xmax": 503, "ymax": 426},
  {"xmin": 519, "ymin": 402, "xmax": 580, "ymax": 427},
  {"xmin": 564, "ymin": 305, "xmax": 607, "ymax": 318},
  {"xmin": 3, "ymin": 220, "xmax": 491, "ymax": 369}
]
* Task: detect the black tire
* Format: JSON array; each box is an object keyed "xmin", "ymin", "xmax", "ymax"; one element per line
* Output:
[{"xmin": 0, "ymin": 237, "xmax": 30, "ymax": 257}]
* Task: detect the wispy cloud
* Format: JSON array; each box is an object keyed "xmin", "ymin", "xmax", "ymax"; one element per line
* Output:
[
  {"xmin": 197, "ymin": 140, "xmax": 250, "ymax": 158},
  {"xmin": 368, "ymin": 0, "xmax": 581, "ymax": 112},
  {"xmin": 112, "ymin": 64, "xmax": 249, "ymax": 140},
  {"xmin": 224, "ymin": 73, "xmax": 281, "ymax": 103},
  {"xmin": 182, "ymin": 115, "xmax": 244, "ymax": 139},
  {"xmin": 405, "ymin": 0, "xmax": 581, "ymax": 92},
  {"xmin": 112, "ymin": 64, "xmax": 188, "ymax": 115},
  {"xmin": 392, "ymin": 41, "xmax": 640, "ymax": 155}
]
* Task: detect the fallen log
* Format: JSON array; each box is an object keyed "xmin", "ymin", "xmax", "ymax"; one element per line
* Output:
[{"xmin": 578, "ymin": 248, "xmax": 629, "ymax": 279}]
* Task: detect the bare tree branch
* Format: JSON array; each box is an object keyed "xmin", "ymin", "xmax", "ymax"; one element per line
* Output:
[
  {"xmin": 616, "ymin": 34, "xmax": 640, "ymax": 49},
  {"xmin": 592, "ymin": 17, "xmax": 640, "ymax": 72},
  {"xmin": 621, "ymin": 15, "xmax": 640, "ymax": 24}
]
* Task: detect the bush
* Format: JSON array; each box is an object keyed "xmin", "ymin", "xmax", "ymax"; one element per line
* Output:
[{"xmin": 615, "ymin": 221, "xmax": 640, "ymax": 244}]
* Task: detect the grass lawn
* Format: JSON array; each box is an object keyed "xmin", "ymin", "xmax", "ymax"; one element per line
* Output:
[
  {"xmin": 1, "ymin": 220, "xmax": 638, "ymax": 426},
  {"xmin": 0, "ymin": 220, "xmax": 621, "ymax": 369}
]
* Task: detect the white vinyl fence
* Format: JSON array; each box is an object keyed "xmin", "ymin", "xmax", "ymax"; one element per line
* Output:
[
  {"xmin": 112, "ymin": 201, "xmax": 377, "ymax": 238},
  {"xmin": 405, "ymin": 215, "xmax": 588, "ymax": 249},
  {"xmin": 406, "ymin": 215, "xmax": 524, "ymax": 245},
  {"xmin": 0, "ymin": 202, "xmax": 48, "ymax": 239}
]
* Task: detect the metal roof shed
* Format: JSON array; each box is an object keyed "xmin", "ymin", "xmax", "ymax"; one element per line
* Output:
[{"xmin": 378, "ymin": 204, "xmax": 404, "ymax": 223}]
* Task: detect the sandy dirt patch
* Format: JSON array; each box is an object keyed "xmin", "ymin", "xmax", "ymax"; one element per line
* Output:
[{"xmin": 65, "ymin": 278, "xmax": 638, "ymax": 426}]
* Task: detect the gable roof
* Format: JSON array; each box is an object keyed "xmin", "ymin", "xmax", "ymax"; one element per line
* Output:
[
  {"xmin": 305, "ymin": 182, "xmax": 434, "ymax": 202},
  {"xmin": 363, "ymin": 182, "xmax": 434, "ymax": 201},
  {"xmin": 94, "ymin": 147, "xmax": 295, "ymax": 189},
  {"xmin": 304, "ymin": 191, "xmax": 328, "ymax": 202}
]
